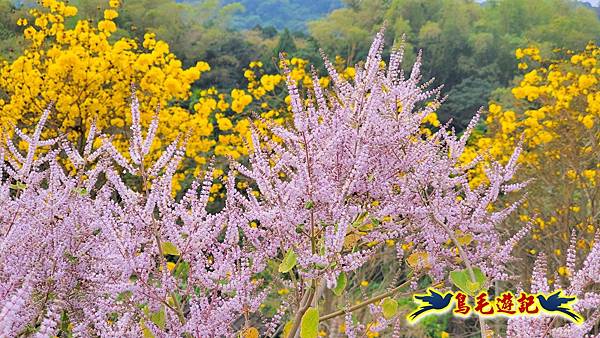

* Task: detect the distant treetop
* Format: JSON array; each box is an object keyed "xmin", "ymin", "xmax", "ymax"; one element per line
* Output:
[{"xmin": 220, "ymin": 0, "xmax": 343, "ymax": 32}]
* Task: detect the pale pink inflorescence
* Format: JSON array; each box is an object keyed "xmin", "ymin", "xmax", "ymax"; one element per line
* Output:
[
  {"xmin": 0, "ymin": 31, "xmax": 553, "ymax": 336},
  {"xmin": 507, "ymin": 231, "xmax": 600, "ymax": 338}
]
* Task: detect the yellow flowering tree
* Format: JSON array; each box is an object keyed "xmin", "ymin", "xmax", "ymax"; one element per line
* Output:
[
  {"xmin": 464, "ymin": 44, "xmax": 599, "ymax": 279},
  {"xmin": 0, "ymin": 0, "xmax": 213, "ymax": 180}
]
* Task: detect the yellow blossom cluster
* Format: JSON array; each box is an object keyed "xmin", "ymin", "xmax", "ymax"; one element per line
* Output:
[
  {"xmin": 0, "ymin": 0, "xmax": 213, "ymax": 189},
  {"xmin": 464, "ymin": 44, "xmax": 600, "ymax": 278}
]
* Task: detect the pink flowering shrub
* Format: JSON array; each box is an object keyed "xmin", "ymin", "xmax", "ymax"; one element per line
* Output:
[
  {"xmin": 507, "ymin": 231, "xmax": 600, "ymax": 338},
  {"xmin": 0, "ymin": 98, "xmax": 266, "ymax": 336},
  {"xmin": 2, "ymin": 31, "xmax": 587, "ymax": 336}
]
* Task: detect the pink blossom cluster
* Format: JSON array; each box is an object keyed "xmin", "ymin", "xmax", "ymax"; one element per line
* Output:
[
  {"xmin": 507, "ymin": 230, "xmax": 600, "ymax": 338},
  {"xmin": 0, "ymin": 31, "xmax": 546, "ymax": 336},
  {"xmin": 0, "ymin": 96, "xmax": 268, "ymax": 336}
]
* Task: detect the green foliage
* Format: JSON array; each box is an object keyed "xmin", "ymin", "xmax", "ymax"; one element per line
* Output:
[
  {"xmin": 332, "ymin": 272, "xmax": 347, "ymax": 296},
  {"xmin": 300, "ymin": 307, "xmax": 319, "ymax": 338},
  {"xmin": 278, "ymin": 248, "xmax": 297, "ymax": 273},
  {"xmin": 150, "ymin": 307, "xmax": 166, "ymax": 330},
  {"xmin": 0, "ymin": 0, "xmax": 27, "ymax": 59},
  {"xmin": 382, "ymin": 297, "xmax": 399, "ymax": 319},
  {"xmin": 449, "ymin": 267, "xmax": 487, "ymax": 296},
  {"xmin": 161, "ymin": 242, "xmax": 180, "ymax": 256},
  {"xmin": 222, "ymin": 0, "xmax": 342, "ymax": 31},
  {"xmin": 443, "ymin": 72, "xmax": 501, "ymax": 129},
  {"xmin": 276, "ymin": 28, "xmax": 297, "ymax": 55}
]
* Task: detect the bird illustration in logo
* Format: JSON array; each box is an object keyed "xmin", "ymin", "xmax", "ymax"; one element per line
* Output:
[
  {"xmin": 408, "ymin": 288, "xmax": 454, "ymax": 321},
  {"xmin": 537, "ymin": 290, "xmax": 582, "ymax": 323}
]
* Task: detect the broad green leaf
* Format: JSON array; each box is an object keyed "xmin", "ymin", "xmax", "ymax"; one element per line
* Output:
[
  {"xmin": 450, "ymin": 267, "xmax": 487, "ymax": 296},
  {"xmin": 450, "ymin": 270, "xmax": 468, "ymax": 293},
  {"xmin": 161, "ymin": 242, "xmax": 179, "ymax": 256},
  {"xmin": 278, "ymin": 249, "xmax": 297, "ymax": 273},
  {"xmin": 466, "ymin": 281, "xmax": 480, "ymax": 294},
  {"xmin": 150, "ymin": 307, "xmax": 166, "ymax": 330},
  {"xmin": 332, "ymin": 272, "xmax": 347, "ymax": 296},
  {"xmin": 304, "ymin": 200, "xmax": 314, "ymax": 209},
  {"xmin": 382, "ymin": 297, "xmax": 399, "ymax": 319},
  {"xmin": 471, "ymin": 267, "xmax": 487, "ymax": 288},
  {"xmin": 300, "ymin": 307, "xmax": 319, "ymax": 338}
]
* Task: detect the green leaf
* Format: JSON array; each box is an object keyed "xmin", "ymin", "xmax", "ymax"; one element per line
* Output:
[
  {"xmin": 74, "ymin": 187, "xmax": 88, "ymax": 196},
  {"xmin": 351, "ymin": 212, "xmax": 368, "ymax": 227},
  {"xmin": 60, "ymin": 311, "xmax": 71, "ymax": 336},
  {"xmin": 63, "ymin": 252, "xmax": 78, "ymax": 264},
  {"xmin": 300, "ymin": 307, "xmax": 319, "ymax": 338},
  {"xmin": 304, "ymin": 200, "xmax": 314, "ymax": 210},
  {"xmin": 174, "ymin": 261, "xmax": 189, "ymax": 279},
  {"xmin": 150, "ymin": 307, "xmax": 166, "ymax": 330},
  {"xmin": 161, "ymin": 242, "xmax": 180, "ymax": 256},
  {"xmin": 10, "ymin": 181, "xmax": 27, "ymax": 190},
  {"xmin": 318, "ymin": 235, "xmax": 326, "ymax": 256},
  {"xmin": 116, "ymin": 290, "xmax": 132, "ymax": 301},
  {"xmin": 332, "ymin": 272, "xmax": 347, "ymax": 296},
  {"xmin": 315, "ymin": 263, "xmax": 328, "ymax": 270},
  {"xmin": 279, "ymin": 249, "xmax": 297, "ymax": 273},
  {"xmin": 382, "ymin": 297, "xmax": 399, "ymax": 319},
  {"xmin": 450, "ymin": 267, "xmax": 487, "ymax": 296}
]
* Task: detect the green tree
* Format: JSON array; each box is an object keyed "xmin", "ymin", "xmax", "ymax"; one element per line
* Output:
[
  {"xmin": 0, "ymin": 0, "xmax": 28, "ymax": 60},
  {"xmin": 275, "ymin": 28, "xmax": 297, "ymax": 56}
]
